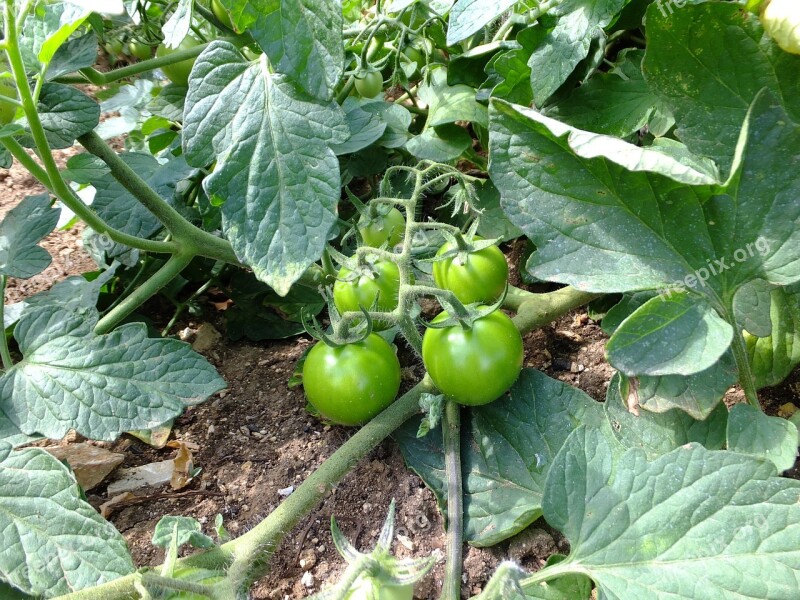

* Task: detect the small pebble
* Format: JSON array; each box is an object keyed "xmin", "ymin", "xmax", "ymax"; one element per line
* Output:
[
  {"xmin": 300, "ymin": 572, "xmax": 314, "ymax": 588},
  {"xmin": 278, "ymin": 486, "xmax": 294, "ymax": 498}
]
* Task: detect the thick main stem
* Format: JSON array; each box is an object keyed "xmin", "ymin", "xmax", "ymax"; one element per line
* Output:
[
  {"xmin": 441, "ymin": 400, "xmax": 463, "ymax": 600},
  {"xmin": 725, "ymin": 298, "xmax": 760, "ymax": 408}
]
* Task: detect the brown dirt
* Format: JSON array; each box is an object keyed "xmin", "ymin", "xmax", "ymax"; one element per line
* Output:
[{"xmin": 3, "ymin": 163, "xmax": 799, "ymax": 599}]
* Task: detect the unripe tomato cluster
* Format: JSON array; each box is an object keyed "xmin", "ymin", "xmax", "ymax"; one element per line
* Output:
[{"xmin": 302, "ymin": 206, "xmax": 524, "ymax": 425}]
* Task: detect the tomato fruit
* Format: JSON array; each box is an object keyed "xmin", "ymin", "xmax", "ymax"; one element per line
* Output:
[
  {"xmin": 211, "ymin": 0, "xmax": 235, "ymax": 30},
  {"xmin": 422, "ymin": 309, "xmax": 523, "ymax": 406},
  {"xmin": 345, "ymin": 575, "xmax": 414, "ymax": 600},
  {"xmin": 0, "ymin": 79, "xmax": 17, "ymax": 125},
  {"xmin": 358, "ymin": 206, "xmax": 405, "ymax": 248},
  {"xmin": 302, "ymin": 334, "xmax": 401, "ymax": 426},
  {"xmin": 761, "ymin": 0, "xmax": 800, "ymax": 54},
  {"xmin": 355, "ymin": 71, "xmax": 383, "ymax": 98},
  {"xmin": 333, "ymin": 259, "xmax": 401, "ymax": 330},
  {"xmin": 156, "ymin": 35, "xmax": 202, "ymax": 86},
  {"xmin": 106, "ymin": 39, "xmax": 124, "ymax": 56},
  {"xmin": 432, "ymin": 238, "xmax": 509, "ymax": 305},
  {"xmin": 402, "ymin": 45, "xmax": 425, "ymax": 76},
  {"xmin": 128, "ymin": 41, "xmax": 151, "ymax": 60}
]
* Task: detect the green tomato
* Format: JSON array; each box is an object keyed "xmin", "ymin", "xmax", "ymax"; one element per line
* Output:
[
  {"xmin": 0, "ymin": 79, "xmax": 17, "ymax": 125},
  {"xmin": 402, "ymin": 45, "xmax": 425, "ymax": 76},
  {"xmin": 333, "ymin": 259, "xmax": 401, "ymax": 330},
  {"xmin": 358, "ymin": 206, "xmax": 405, "ymax": 248},
  {"xmin": 156, "ymin": 35, "xmax": 202, "ymax": 86},
  {"xmin": 107, "ymin": 39, "xmax": 124, "ymax": 56},
  {"xmin": 422, "ymin": 308, "xmax": 523, "ymax": 406},
  {"xmin": 345, "ymin": 575, "xmax": 414, "ymax": 600},
  {"xmin": 355, "ymin": 71, "xmax": 383, "ymax": 98},
  {"xmin": 432, "ymin": 238, "xmax": 509, "ymax": 305},
  {"xmin": 211, "ymin": 0, "xmax": 235, "ymax": 30},
  {"xmin": 128, "ymin": 41, "xmax": 152, "ymax": 61},
  {"xmin": 302, "ymin": 334, "xmax": 401, "ymax": 426},
  {"xmin": 761, "ymin": 0, "xmax": 800, "ymax": 54}
]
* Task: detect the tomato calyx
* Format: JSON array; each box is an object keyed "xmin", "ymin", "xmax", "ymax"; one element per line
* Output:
[
  {"xmin": 431, "ymin": 229, "xmax": 504, "ymax": 268},
  {"xmin": 422, "ymin": 293, "xmax": 506, "ymax": 332},
  {"xmin": 302, "ymin": 292, "xmax": 375, "ymax": 348}
]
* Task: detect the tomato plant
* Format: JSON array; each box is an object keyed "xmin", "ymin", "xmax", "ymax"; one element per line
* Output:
[
  {"xmin": 302, "ymin": 334, "xmax": 401, "ymax": 426},
  {"xmin": 432, "ymin": 237, "xmax": 509, "ymax": 305},
  {"xmin": 422, "ymin": 308, "xmax": 523, "ymax": 406},
  {"xmin": 1, "ymin": 1, "xmax": 799, "ymax": 600}
]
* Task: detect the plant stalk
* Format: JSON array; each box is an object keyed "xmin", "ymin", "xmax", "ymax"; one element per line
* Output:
[
  {"xmin": 440, "ymin": 400, "xmax": 463, "ymax": 600},
  {"xmin": 0, "ymin": 275, "xmax": 13, "ymax": 370}
]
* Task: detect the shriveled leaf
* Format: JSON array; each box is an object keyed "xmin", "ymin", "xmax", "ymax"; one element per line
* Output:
[
  {"xmin": 183, "ymin": 41, "xmax": 348, "ymax": 295},
  {"xmin": 727, "ymin": 403, "xmax": 798, "ymax": 473},
  {"xmin": 541, "ymin": 426, "xmax": 800, "ymax": 599},
  {"xmin": 395, "ymin": 369, "xmax": 611, "ymax": 546},
  {"xmin": 0, "ymin": 195, "xmax": 59, "ymax": 279},
  {"xmin": 0, "ymin": 444, "xmax": 134, "ymax": 597},
  {"xmin": 606, "ymin": 292, "xmax": 733, "ymax": 377},
  {"xmin": 0, "ymin": 305, "xmax": 226, "ymax": 441}
]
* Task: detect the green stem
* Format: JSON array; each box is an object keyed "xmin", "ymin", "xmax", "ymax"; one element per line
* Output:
[
  {"xmin": 440, "ymin": 400, "xmax": 462, "ymax": 600},
  {"xmin": 93, "ymin": 251, "xmax": 195, "ymax": 335},
  {"xmin": 139, "ymin": 574, "xmax": 218, "ymax": 598},
  {"xmin": 77, "ymin": 132, "xmax": 240, "ymax": 266},
  {"xmin": 76, "ymin": 42, "xmax": 212, "ymax": 85},
  {"xmin": 0, "ymin": 137, "xmax": 176, "ymax": 255},
  {"xmin": 508, "ymin": 286, "xmax": 598, "ymax": 331},
  {"xmin": 0, "ymin": 275, "xmax": 13, "ymax": 370},
  {"xmin": 726, "ymin": 300, "xmax": 760, "ymax": 408}
]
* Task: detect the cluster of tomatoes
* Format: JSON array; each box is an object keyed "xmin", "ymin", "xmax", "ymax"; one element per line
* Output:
[{"xmin": 302, "ymin": 204, "xmax": 524, "ymax": 427}]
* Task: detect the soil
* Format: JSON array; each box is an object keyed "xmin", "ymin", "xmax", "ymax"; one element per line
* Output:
[{"xmin": 4, "ymin": 158, "xmax": 800, "ymax": 599}]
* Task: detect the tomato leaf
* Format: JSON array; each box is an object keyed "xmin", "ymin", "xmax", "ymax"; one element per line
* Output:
[
  {"xmin": 527, "ymin": 0, "xmax": 632, "ymax": 107},
  {"xmin": 183, "ymin": 41, "xmax": 348, "ymax": 295},
  {"xmin": 162, "ymin": 0, "xmax": 193, "ymax": 49},
  {"xmin": 152, "ymin": 516, "xmax": 215, "ymax": 550},
  {"xmin": 0, "ymin": 305, "xmax": 226, "ymax": 441},
  {"xmin": 395, "ymin": 369, "xmax": 615, "ymax": 547},
  {"xmin": 746, "ymin": 284, "xmax": 800, "ymax": 389},
  {"xmin": 541, "ymin": 427, "xmax": 800, "ymax": 599},
  {"xmin": 727, "ymin": 403, "xmax": 798, "ymax": 472},
  {"xmin": 446, "ymin": 0, "xmax": 516, "ymax": 46},
  {"xmin": 21, "ymin": 83, "xmax": 99, "ymax": 150},
  {"xmin": 0, "ymin": 443, "xmax": 134, "ymax": 597},
  {"xmin": 643, "ymin": 2, "xmax": 800, "ymax": 177},
  {"xmin": 0, "ymin": 194, "xmax": 60, "ymax": 280},
  {"xmin": 47, "ymin": 32, "xmax": 98, "ymax": 81}
]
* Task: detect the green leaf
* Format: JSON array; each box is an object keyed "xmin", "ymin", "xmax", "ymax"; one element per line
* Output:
[
  {"xmin": 419, "ymin": 68, "xmax": 488, "ymax": 128},
  {"xmin": 0, "ymin": 194, "xmax": 59, "ymax": 279},
  {"xmin": 528, "ymin": 0, "xmax": 632, "ymax": 107},
  {"xmin": 643, "ymin": 2, "xmax": 800, "ymax": 176},
  {"xmin": 162, "ymin": 0, "xmax": 193, "ymax": 49},
  {"xmin": 606, "ymin": 374, "xmax": 727, "ymax": 459},
  {"xmin": 0, "ymin": 412, "xmax": 41, "ymax": 449},
  {"xmin": 22, "ymin": 83, "xmax": 100, "ymax": 150},
  {"xmin": 600, "ymin": 291, "xmax": 656, "ymax": 335},
  {"xmin": 489, "ymin": 92, "xmax": 800, "ymax": 296},
  {"xmin": 152, "ymin": 516, "xmax": 215, "ymax": 550},
  {"xmin": 484, "ymin": 26, "xmax": 544, "ymax": 106},
  {"xmin": 734, "ymin": 279, "xmax": 774, "ymax": 338},
  {"xmin": 47, "ymin": 33, "xmax": 97, "ymax": 81},
  {"xmin": 20, "ymin": 1, "xmax": 91, "ymax": 67},
  {"xmin": 746, "ymin": 284, "xmax": 800, "ymax": 389},
  {"xmin": 405, "ymin": 124, "xmax": 471, "ymax": 162},
  {"xmin": 606, "ymin": 292, "xmax": 733, "ymax": 377},
  {"xmin": 331, "ymin": 97, "xmax": 387, "ymax": 156},
  {"xmin": 0, "ymin": 305, "xmax": 226, "ymax": 441},
  {"xmin": 446, "ymin": 0, "xmax": 516, "ymax": 45},
  {"xmin": 183, "ymin": 41, "xmax": 348, "ymax": 295},
  {"xmin": 232, "ymin": 0, "xmax": 344, "ymax": 99},
  {"xmin": 727, "ymin": 403, "xmax": 798, "ymax": 473},
  {"xmin": 546, "ymin": 49, "xmax": 671, "ymax": 138},
  {"xmin": 627, "ymin": 351, "xmax": 738, "ymax": 420},
  {"xmin": 541, "ymin": 427, "xmax": 800, "ymax": 599},
  {"xmin": 0, "ymin": 444, "xmax": 134, "ymax": 597},
  {"xmin": 395, "ymin": 369, "xmax": 610, "ymax": 546}
]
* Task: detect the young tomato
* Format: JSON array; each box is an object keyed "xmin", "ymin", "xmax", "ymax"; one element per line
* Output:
[
  {"xmin": 156, "ymin": 35, "xmax": 202, "ymax": 86},
  {"xmin": 333, "ymin": 259, "xmax": 401, "ymax": 330},
  {"xmin": 358, "ymin": 206, "xmax": 405, "ymax": 248},
  {"xmin": 432, "ymin": 238, "xmax": 509, "ymax": 305},
  {"xmin": 127, "ymin": 41, "xmax": 152, "ymax": 61},
  {"xmin": 302, "ymin": 334, "xmax": 401, "ymax": 426},
  {"xmin": 354, "ymin": 71, "xmax": 383, "ymax": 98},
  {"xmin": 422, "ymin": 309, "xmax": 523, "ymax": 406}
]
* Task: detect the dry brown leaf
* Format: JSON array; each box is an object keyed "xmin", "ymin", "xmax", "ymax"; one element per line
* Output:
[
  {"xmin": 170, "ymin": 442, "xmax": 195, "ymax": 490},
  {"xmin": 100, "ymin": 492, "xmax": 136, "ymax": 518},
  {"xmin": 45, "ymin": 443, "xmax": 124, "ymax": 491}
]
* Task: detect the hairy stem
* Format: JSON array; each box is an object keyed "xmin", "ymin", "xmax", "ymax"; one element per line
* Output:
[
  {"xmin": 94, "ymin": 251, "xmax": 195, "ymax": 335},
  {"xmin": 0, "ymin": 138, "xmax": 176, "ymax": 254},
  {"xmin": 77, "ymin": 132, "xmax": 240, "ymax": 265},
  {"xmin": 726, "ymin": 299, "xmax": 760, "ymax": 408},
  {"xmin": 441, "ymin": 400, "xmax": 463, "ymax": 600},
  {"xmin": 509, "ymin": 286, "xmax": 599, "ymax": 331},
  {"xmin": 0, "ymin": 275, "xmax": 13, "ymax": 369}
]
